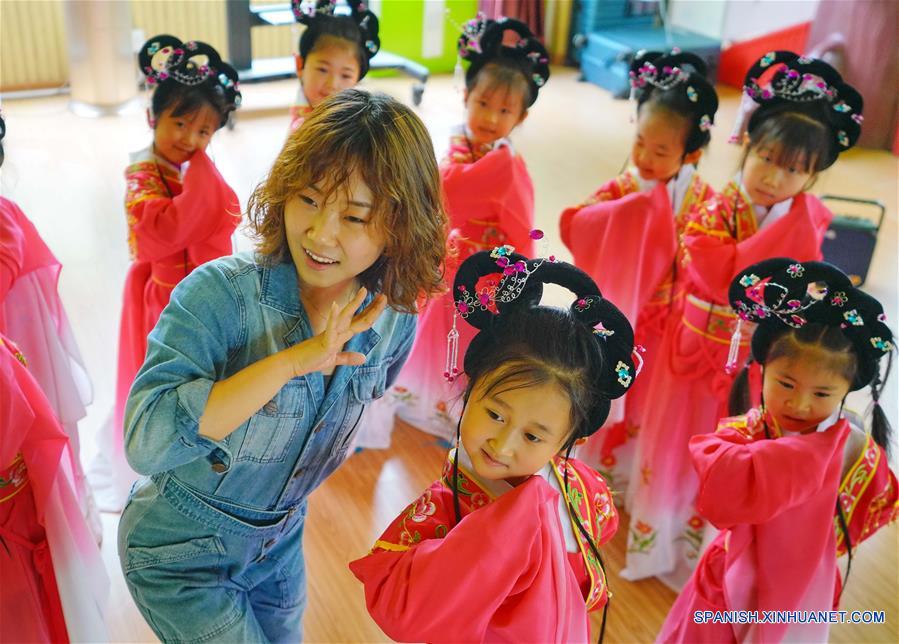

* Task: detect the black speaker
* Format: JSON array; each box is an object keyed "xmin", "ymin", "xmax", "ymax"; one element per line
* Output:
[{"xmin": 820, "ymin": 195, "xmax": 885, "ymax": 288}]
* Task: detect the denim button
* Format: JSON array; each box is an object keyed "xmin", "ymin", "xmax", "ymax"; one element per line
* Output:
[{"xmin": 211, "ymin": 462, "xmax": 227, "ymax": 474}]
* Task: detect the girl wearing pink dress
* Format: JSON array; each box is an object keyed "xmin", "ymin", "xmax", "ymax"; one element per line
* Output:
[
  {"xmin": 622, "ymin": 52, "xmax": 865, "ymax": 589},
  {"xmin": 352, "ymin": 249, "xmax": 636, "ymax": 642},
  {"xmin": 659, "ymin": 258, "xmax": 896, "ymax": 643},
  {"xmin": 385, "ymin": 15, "xmax": 550, "ymax": 445},
  {"xmin": 559, "ymin": 50, "xmax": 718, "ymax": 497},
  {"xmin": 93, "ymin": 35, "xmax": 242, "ymax": 509}
]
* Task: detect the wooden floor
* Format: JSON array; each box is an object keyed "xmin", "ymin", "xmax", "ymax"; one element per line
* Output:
[{"xmin": 4, "ymin": 68, "xmax": 897, "ymax": 642}]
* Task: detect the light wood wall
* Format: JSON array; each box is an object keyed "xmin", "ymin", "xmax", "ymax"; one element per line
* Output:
[{"xmin": 0, "ymin": 0, "xmax": 297, "ymax": 91}]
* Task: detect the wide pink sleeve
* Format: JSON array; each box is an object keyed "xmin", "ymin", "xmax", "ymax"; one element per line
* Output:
[
  {"xmin": 0, "ymin": 199, "xmax": 26, "ymax": 301},
  {"xmin": 126, "ymin": 150, "xmax": 240, "ymax": 263},
  {"xmin": 349, "ymin": 478, "xmax": 559, "ymax": 643},
  {"xmin": 684, "ymin": 193, "xmax": 832, "ymax": 302},
  {"xmin": 690, "ymin": 423, "xmax": 848, "ymax": 529},
  {"xmin": 560, "ymin": 183, "xmax": 677, "ymax": 325},
  {"xmin": 440, "ymin": 146, "xmax": 535, "ymax": 254}
]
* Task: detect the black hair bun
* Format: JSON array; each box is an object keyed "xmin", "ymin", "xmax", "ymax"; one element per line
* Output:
[
  {"xmin": 628, "ymin": 49, "xmax": 719, "ymax": 152},
  {"xmin": 743, "ymin": 50, "xmax": 863, "ymax": 157},
  {"xmin": 138, "ymin": 35, "xmax": 241, "ymax": 110},
  {"xmin": 457, "ymin": 14, "xmax": 550, "ymax": 107},
  {"xmin": 454, "ymin": 249, "xmax": 637, "ymax": 433},
  {"xmin": 292, "ymin": 0, "xmax": 380, "ymax": 77},
  {"xmin": 730, "ymin": 258, "xmax": 892, "ymax": 391}
]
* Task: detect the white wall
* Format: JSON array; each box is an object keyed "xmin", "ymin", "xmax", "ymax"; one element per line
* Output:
[{"xmin": 669, "ymin": 0, "xmax": 820, "ymax": 44}]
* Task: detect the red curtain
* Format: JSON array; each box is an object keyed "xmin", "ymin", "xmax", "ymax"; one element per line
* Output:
[{"xmin": 479, "ymin": 0, "xmax": 545, "ymax": 41}]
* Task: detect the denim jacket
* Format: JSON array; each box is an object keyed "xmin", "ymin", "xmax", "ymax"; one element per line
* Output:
[{"xmin": 124, "ymin": 252, "xmax": 415, "ymax": 513}]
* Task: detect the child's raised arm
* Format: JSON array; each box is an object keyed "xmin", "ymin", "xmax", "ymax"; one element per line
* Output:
[
  {"xmin": 126, "ymin": 150, "xmax": 239, "ymax": 263},
  {"xmin": 350, "ymin": 477, "xmax": 582, "ymax": 642},
  {"xmin": 690, "ymin": 423, "xmax": 849, "ymax": 528}
]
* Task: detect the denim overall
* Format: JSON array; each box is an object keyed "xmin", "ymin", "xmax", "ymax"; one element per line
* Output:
[{"xmin": 117, "ymin": 253, "xmax": 414, "ymax": 642}]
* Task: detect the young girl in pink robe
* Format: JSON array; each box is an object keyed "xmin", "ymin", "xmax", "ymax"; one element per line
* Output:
[
  {"xmin": 288, "ymin": 0, "xmax": 380, "ymax": 133},
  {"xmin": 622, "ymin": 51, "xmax": 866, "ymax": 589},
  {"xmin": 351, "ymin": 249, "xmax": 637, "ymax": 642},
  {"xmin": 0, "ymin": 115, "xmax": 100, "ymax": 540},
  {"xmin": 659, "ymin": 258, "xmax": 896, "ymax": 643},
  {"xmin": 385, "ymin": 15, "xmax": 551, "ymax": 445},
  {"xmin": 92, "ymin": 36, "xmax": 242, "ymax": 510},
  {"xmin": 559, "ymin": 50, "xmax": 719, "ymax": 497}
]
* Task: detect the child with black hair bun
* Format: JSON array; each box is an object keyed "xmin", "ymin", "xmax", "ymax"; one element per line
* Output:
[
  {"xmin": 351, "ymin": 247, "xmax": 637, "ymax": 642},
  {"xmin": 622, "ymin": 51, "xmax": 865, "ymax": 589},
  {"xmin": 388, "ymin": 14, "xmax": 550, "ymax": 445},
  {"xmin": 288, "ymin": 0, "xmax": 380, "ymax": 131},
  {"xmin": 94, "ymin": 35, "xmax": 242, "ymax": 510},
  {"xmin": 559, "ymin": 49, "xmax": 719, "ymax": 500},
  {"xmin": 659, "ymin": 258, "xmax": 897, "ymax": 643}
]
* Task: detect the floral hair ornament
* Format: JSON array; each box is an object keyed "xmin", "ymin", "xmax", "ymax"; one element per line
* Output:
[
  {"xmin": 138, "ymin": 35, "xmax": 242, "ymax": 111},
  {"xmin": 452, "ymin": 247, "xmax": 637, "ymax": 432},
  {"xmin": 728, "ymin": 50, "xmax": 863, "ymax": 158},
  {"xmin": 729, "ymin": 258, "xmax": 893, "ymax": 391},
  {"xmin": 455, "ymin": 14, "xmax": 550, "ymax": 107},
  {"xmin": 292, "ymin": 0, "xmax": 380, "ymax": 78}
]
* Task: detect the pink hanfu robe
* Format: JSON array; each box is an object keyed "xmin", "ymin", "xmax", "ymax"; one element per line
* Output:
[
  {"xmin": 622, "ymin": 181, "xmax": 833, "ymax": 589},
  {"xmin": 0, "ymin": 197, "xmax": 99, "ymax": 540},
  {"xmin": 658, "ymin": 410, "xmax": 898, "ymax": 643},
  {"xmin": 559, "ymin": 166, "xmax": 714, "ymax": 499},
  {"xmin": 350, "ymin": 450, "xmax": 617, "ymax": 643},
  {"xmin": 97, "ymin": 147, "xmax": 240, "ymax": 510},
  {"xmin": 387, "ymin": 131, "xmax": 535, "ymax": 442},
  {"xmin": 1, "ymin": 336, "xmax": 109, "ymax": 643}
]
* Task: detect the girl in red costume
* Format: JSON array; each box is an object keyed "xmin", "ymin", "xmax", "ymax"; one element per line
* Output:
[
  {"xmin": 94, "ymin": 35, "xmax": 242, "ymax": 510},
  {"xmin": 388, "ymin": 15, "xmax": 551, "ymax": 444},
  {"xmin": 352, "ymin": 249, "xmax": 637, "ymax": 642},
  {"xmin": 659, "ymin": 258, "xmax": 896, "ymax": 643},
  {"xmin": 622, "ymin": 51, "xmax": 865, "ymax": 589},
  {"xmin": 559, "ymin": 50, "xmax": 719, "ymax": 498}
]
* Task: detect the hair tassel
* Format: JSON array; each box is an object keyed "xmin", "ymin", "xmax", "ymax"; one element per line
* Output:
[{"xmin": 725, "ymin": 317, "xmax": 744, "ymax": 375}]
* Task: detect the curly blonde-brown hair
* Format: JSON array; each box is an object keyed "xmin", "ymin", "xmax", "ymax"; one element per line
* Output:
[{"xmin": 247, "ymin": 89, "xmax": 447, "ymax": 313}]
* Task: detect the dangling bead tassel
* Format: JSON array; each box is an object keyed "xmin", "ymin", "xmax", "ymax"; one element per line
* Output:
[
  {"xmin": 444, "ymin": 311, "xmax": 460, "ymax": 382},
  {"xmin": 725, "ymin": 318, "xmax": 743, "ymax": 375},
  {"xmin": 453, "ymin": 54, "xmax": 465, "ymax": 95},
  {"xmin": 632, "ymin": 344, "xmax": 646, "ymax": 378}
]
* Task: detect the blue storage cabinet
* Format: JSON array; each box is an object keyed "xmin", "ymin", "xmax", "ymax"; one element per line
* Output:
[
  {"xmin": 581, "ymin": 23, "xmax": 721, "ymax": 98},
  {"xmin": 570, "ymin": 0, "xmax": 654, "ymax": 63}
]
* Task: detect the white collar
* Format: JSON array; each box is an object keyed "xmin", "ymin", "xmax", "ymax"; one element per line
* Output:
[
  {"xmin": 735, "ymin": 171, "xmax": 794, "ymax": 230},
  {"xmin": 630, "ymin": 164, "xmax": 695, "ymax": 214}
]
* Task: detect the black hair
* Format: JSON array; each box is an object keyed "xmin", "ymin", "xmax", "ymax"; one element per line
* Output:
[
  {"xmin": 742, "ymin": 51, "xmax": 863, "ymax": 171},
  {"xmin": 630, "ymin": 50, "xmax": 719, "ymax": 154},
  {"xmin": 138, "ymin": 35, "xmax": 241, "ymax": 129},
  {"xmin": 459, "ymin": 16, "xmax": 550, "ymax": 109},
  {"xmin": 729, "ymin": 258, "xmax": 893, "ymax": 456},
  {"xmin": 150, "ymin": 81, "xmax": 232, "ymax": 129},
  {"xmin": 294, "ymin": 0, "xmax": 380, "ymax": 79},
  {"xmin": 0, "ymin": 112, "xmax": 5, "ymax": 168}
]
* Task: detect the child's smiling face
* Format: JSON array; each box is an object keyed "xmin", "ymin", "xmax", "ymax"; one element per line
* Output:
[
  {"xmin": 461, "ymin": 369, "xmax": 572, "ymax": 486},
  {"xmin": 297, "ymin": 39, "xmax": 361, "ymax": 108},
  {"xmin": 630, "ymin": 104, "xmax": 689, "ymax": 182},
  {"xmin": 152, "ymin": 103, "xmax": 220, "ymax": 165}
]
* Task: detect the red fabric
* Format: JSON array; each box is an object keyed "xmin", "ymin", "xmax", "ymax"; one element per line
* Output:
[
  {"xmin": 684, "ymin": 191, "xmax": 833, "ymax": 303},
  {"xmin": 392, "ymin": 142, "xmax": 534, "ymax": 439},
  {"xmin": 350, "ymin": 455, "xmax": 616, "ymax": 642},
  {"xmin": 623, "ymin": 184, "xmax": 834, "ymax": 585},
  {"xmin": 659, "ymin": 413, "xmax": 851, "ymax": 642},
  {"xmin": 718, "ymin": 22, "xmax": 812, "ymax": 88},
  {"xmin": 0, "ymin": 336, "xmax": 70, "ymax": 643},
  {"xmin": 561, "ymin": 183, "xmax": 677, "ymax": 329},
  {"xmin": 0, "ymin": 198, "xmax": 59, "ymax": 313},
  {"xmin": 115, "ymin": 149, "xmax": 239, "ymax": 434}
]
